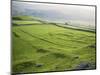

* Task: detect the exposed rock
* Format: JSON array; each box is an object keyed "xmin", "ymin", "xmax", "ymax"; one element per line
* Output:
[
  {"xmin": 35, "ymin": 63, "xmax": 43, "ymax": 67},
  {"xmin": 76, "ymin": 63, "xmax": 89, "ymax": 70}
]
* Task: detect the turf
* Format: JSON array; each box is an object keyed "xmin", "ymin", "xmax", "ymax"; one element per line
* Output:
[
  {"xmin": 12, "ymin": 16, "xmax": 96, "ymax": 73},
  {"xmin": 12, "ymin": 20, "xmax": 42, "ymax": 25}
]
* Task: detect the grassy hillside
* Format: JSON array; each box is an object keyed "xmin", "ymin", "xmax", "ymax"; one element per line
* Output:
[{"xmin": 12, "ymin": 16, "xmax": 96, "ymax": 73}]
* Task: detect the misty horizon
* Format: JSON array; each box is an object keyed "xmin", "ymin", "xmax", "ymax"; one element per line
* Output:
[{"xmin": 12, "ymin": 1, "xmax": 95, "ymax": 27}]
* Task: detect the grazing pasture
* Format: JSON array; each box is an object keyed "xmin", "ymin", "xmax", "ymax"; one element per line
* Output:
[{"xmin": 12, "ymin": 16, "xmax": 96, "ymax": 73}]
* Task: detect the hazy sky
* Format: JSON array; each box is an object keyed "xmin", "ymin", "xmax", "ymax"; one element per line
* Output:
[{"xmin": 12, "ymin": 1, "xmax": 95, "ymax": 26}]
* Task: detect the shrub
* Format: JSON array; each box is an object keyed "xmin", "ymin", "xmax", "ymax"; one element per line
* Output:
[
  {"xmin": 13, "ymin": 32, "xmax": 20, "ymax": 37},
  {"xmin": 36, "ymin": 48, "xmax": 48, "ymax": 53},
  {"xmin": 52, "ymin": 53, "xmax": 66, "ymax": 58}
]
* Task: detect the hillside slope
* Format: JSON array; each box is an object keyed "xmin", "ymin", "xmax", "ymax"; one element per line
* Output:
[{"xmin": 12, "ymin": 16, "xmax": 96, "ymax": 73}]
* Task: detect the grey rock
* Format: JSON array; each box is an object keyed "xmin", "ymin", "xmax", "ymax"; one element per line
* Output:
[
  {"xmin": 75, "ymin": 63, "xmax": 90, "ymax": 70},
  {"xmin": 35, "ymin": 63, "xmax": 43, "ymax": 67}
]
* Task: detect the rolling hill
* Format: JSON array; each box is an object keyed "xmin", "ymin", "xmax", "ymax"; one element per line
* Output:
[{"xmin": 12, "ymin": 16, "xmax": 96, "ymax": 73}]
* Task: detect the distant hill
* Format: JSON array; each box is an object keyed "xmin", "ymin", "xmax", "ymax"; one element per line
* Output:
[
  {"xmin": 12, "ymin": 1, "xmax": 69, "ymax": 23},
  {"xmin": 12, "ymin": 1, "xmax": 95, "ymax": 31}
]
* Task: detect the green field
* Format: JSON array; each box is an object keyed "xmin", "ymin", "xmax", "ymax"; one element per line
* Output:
[{"xmin": 12, "ymin": 16, "xmax": 96, "ymax": 73}]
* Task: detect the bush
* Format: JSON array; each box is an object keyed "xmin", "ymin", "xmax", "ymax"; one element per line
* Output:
[
  {"xmin": 13, "ymin": 32, "xmax": 20, "ymax": 37},
  {"xmin": 36, "ymin": 48, "xmax": 48, "ymax": 53},
  {"xmin": 12, "ymin": 17, "xmax": 22, "ymax": 20},
  {"xmin": 35, "ymin": 63, "xmax": 43, "ymax": 67},
  {"xmin": 13, "ymin": 61, "xmax": 36, "ymax": 72},
  {"xmin": 52, "ymin": 53, "xmax": 66, "ymax": 58}
]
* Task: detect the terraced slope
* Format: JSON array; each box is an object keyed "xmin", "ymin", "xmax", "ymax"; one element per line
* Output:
[{"xmin": 12, "ymin": 16, "xmax": 96, "ymax": 73}]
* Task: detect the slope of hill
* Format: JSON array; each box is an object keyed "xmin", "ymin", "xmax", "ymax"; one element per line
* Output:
[{"xmin": 12, "ymin": 16, "xmax": 96, "ymax": 73}]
